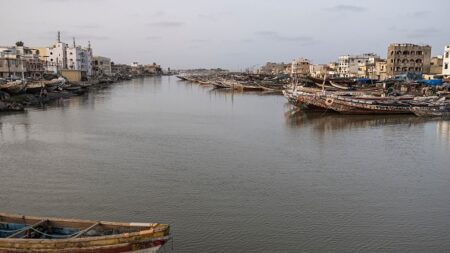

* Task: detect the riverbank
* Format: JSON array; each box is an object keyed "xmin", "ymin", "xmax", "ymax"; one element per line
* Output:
[{"xmin": 0, "ymin": 75, "xmax": 168, "ymax": 114}]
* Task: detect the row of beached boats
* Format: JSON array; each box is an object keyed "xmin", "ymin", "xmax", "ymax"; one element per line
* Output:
[
  {"xmin": 283, "ymin": 84, "xmax": 450, "ymax": 117},
  {"xmin": 0, "ymin": 77, "xmax": 68, "ymax": 95},
  {"xmin": 177, "ymin": 73, "xmax": 287, "ymax": 92}
]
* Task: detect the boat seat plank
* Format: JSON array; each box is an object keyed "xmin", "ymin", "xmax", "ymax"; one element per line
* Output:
[
  {"xmin": 6, "ymin": 220, "xmax": 47, "ymax": 238},
  {"xmin": 71, "ymin": 222, "xmax": 100, "ymax": 239}
]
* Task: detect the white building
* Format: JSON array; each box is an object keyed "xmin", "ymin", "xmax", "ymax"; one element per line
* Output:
[
  {"xmin": 338, "ymin": 53, "xmax": 380, "ymax": 78},
  {"xmin": 46, "ymin": 32, "xmax": 69, "ymax": 73},
  {"xmin": 443, "ymin": 45, "xmax": 450, "ymax": 76},
  {"xmin": 66, "ymin": 39, "xmax": 93, "ymax": 76},
  {"xmin": 37, "ymin": 32, "xmax": 93, "ymax": 77}
]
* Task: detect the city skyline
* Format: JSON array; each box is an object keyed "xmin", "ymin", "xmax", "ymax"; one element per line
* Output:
[{"xmin": 1, "ymin": 0, "xmax": 448, "ymax": 70}]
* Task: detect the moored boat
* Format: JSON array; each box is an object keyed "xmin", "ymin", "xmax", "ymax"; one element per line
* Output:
[
  {"xmin": 411, "ymin": 106, "xmax": 450, "ymax": 117},
  {"xmin": 25, "ymin": 82, "xmax": 46, "ymax": 94},
  {"xmin": 0, "ymin": 81, "xmax": 27, "ymax": 94},
  {"xmin": 0, "ymin": 212, "xmax": 170, "ymax": 253}
]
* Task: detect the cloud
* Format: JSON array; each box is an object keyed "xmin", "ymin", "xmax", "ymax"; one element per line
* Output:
[
  {"xmin": 409, "ymin": 11, "xmax": 429, "ymax": 18},
  {"xmin": 407, "ymin": 28, "xmax": 440, "ymax": 38},
  {"xmin": 255, "ymin": 31, "xmax": 315, "ymax": 44},
  {"xmin": 147, "ymin": 21, "xmax": 184, "ymax": 27},
  {"xmin": 325, "ymin": 4, "xmax": 366, "ymax": 12}
]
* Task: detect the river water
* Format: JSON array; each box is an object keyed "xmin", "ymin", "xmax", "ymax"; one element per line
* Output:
[{"xmin": 1, "ymin": 76, "xmax": 450, "ymax": 252}]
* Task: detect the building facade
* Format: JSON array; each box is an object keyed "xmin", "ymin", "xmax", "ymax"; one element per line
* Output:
[
  {"xmin": 443, "ymin": 45, "xmax": 450, "ymax": 76},
  {"xmin": 430, "ymin": 56, "xmax": 443, "ymax": 75},
  {"xmin": 66, "ymin": 40, "xmax": 93, "ymax": 77},
  {"xmin": 337, "ymin": 53, "xmax": 380, "ymax": 78},
  {"xmin": 375, "ymin": 61, "xmax": 388, "ymax": 80},
  {"xmin": 386, "ymin": 43, "xmax": 431, "ymax": 76},
  {"xmin": 291, "ymin": 58, "xmax": 310, "ymax": 77},
  {"xmin": 93, "ymin": 56, "xmax": 112, "ymax": 76},
  {"xmin": 35, "ymin": 33, "xmax": 93, "ymax": 77},
  {"xmin": 0, "ymin": 44, "xmax": 45, "ymax": 79}
]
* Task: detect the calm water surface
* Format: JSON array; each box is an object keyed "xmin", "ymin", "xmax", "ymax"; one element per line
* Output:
[{"xmin": 1, "ymin": 77, "xmax": 450, "ymax": 252}]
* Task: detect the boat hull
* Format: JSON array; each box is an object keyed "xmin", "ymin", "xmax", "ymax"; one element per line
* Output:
[{"xmin": 0, "ymin": 213, "xmax": 170, "ymax": 253}]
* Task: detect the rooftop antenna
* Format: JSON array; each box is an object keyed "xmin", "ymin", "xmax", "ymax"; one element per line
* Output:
[
  {"xmin": 57, "ymin": 31, "xmax": 61, "ymax": 43},
  {"xmin": 88, "ymin": 40, "xmax": 91, "ymax": 49},
  {"xmin": 73, "ymin": 37, "xmax": 76, "ymax": 47}
]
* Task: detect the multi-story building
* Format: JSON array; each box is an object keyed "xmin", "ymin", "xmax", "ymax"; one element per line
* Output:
[
  {"xmin": 0, "ymin": 43, "xmax": 45, "ymax": 79},
  {"xmin": 386, "ymin": 43, "xmax": 431, "ymax": 76},
  {"xmin": 45, "ymin": 32, "xmax": 69, "ymax": 73},
  {"xmin": 143, "ymin": 63, "xmax": 162, "ymax": 75},
  {"xmin": 375, "ymin": 61, "xmax": 388, "ymax": 80},
  {"xmin": 93, "ymin": 56, "xmax": 112, "ymax": 76},
  {"xmin": 291, "ymin": 58, "xmax": 310, "ymax": 77},
  {"xmin": 36, "ymin": 32, "xmax": 93, "ymax": 77},
  {"xmin": 443, "ymin": 45, "xmax": 450, "ymax": 76},
  {"xmin": 66, "ymin": 39, "xmax": 93, "ymax": 77},
  {"xmin": 337, "ymin": 53, "xmax": 380, "ymax": 78},
  {"xmin": 430, "ymin": 56, "xmax": 443, "ymax": 75}
]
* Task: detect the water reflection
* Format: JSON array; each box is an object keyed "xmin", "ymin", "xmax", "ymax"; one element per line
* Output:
[
  {"xmin": 285, "ymin": 106, "xmax": 431, "ymax": 132},
  {"xmin": 437, "ymin": 120, "xmax": 450, "ymax": 144}
]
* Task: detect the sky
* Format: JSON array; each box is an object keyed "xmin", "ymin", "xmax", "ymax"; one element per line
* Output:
[{"xmin": 0, "ymin": 0, "xmax": 448, "ymax": 70}]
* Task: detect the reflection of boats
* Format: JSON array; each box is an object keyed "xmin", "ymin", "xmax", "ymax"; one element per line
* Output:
[
  {"xmin": 0, "ymin": 80, "xmax": 27, "ymax": 94},
  {"xmin": 285, "ymin": 107, "xmax": 426, "ymax": 130},
  {"xmin": 0, "ymin": 212, "xmax": 170, "ymax": 253}
]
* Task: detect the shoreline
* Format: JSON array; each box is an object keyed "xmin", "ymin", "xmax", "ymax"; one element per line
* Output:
[{"xmin": 0, "ymin": 75, "xmax": 169, "ymax": 114}]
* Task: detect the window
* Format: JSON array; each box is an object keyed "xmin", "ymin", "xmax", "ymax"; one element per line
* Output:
[
  {"xmin": 417, "ymin": 51, "xmax": 422, "ymax": 55},
  {"xmin": 50, "ymin": 52, "xmax": 53, "ymax": 55},
  {"xmin": 446, "ymin": 52, "xmax": 449, "ymax": 58},
  {"xmin": 416, "ymin": 59, "xmax": 422, "ymax": 63},
  {"xmin": 445, "ymin": 63, "xmax": 449, "ymax": 70}
]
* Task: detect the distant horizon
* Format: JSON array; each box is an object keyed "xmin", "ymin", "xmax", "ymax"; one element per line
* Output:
[{"xmin": 1, "ymin": 0, "xmax": 448, "ymax": 70}]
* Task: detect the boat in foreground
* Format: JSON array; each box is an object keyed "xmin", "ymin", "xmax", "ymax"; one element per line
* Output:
[{"xmin": 0, "ymin": 213, "xmax": 170, "ymax": 253}]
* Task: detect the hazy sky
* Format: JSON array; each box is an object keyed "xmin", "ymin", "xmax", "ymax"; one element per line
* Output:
[{"xmin": 0, "ymin": 0, "xmax": 448, "ymax": 70}]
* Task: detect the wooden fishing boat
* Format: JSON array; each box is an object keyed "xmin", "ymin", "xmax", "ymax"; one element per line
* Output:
[
  {"xmin": 176, "ymin": 75, "xmax": 188, "ymax": 81},
  {"xmin": 44, "ymin": 77, "xmax": 65, "ymax": 92},
  {"xmin": 411, "ymin": 106, "xmax": 450, "ymax": 117},
  {"xmin": 25, "ymin": 82, "xmax": 46, "ymax": 94},
  {"xmin": 329, "ymin": 81, "xmax": 353, "ymax": 90},
  {"xmin": 0, "ymin": 81, "xmax": 27, "ymax": 95},
  {"xmin": 211, "ymin": 81, "xmax": 230, "ymax": 89},
  {"xmin": 0, "ymin": 212, "xmax": 170, "ymax": 253}
]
